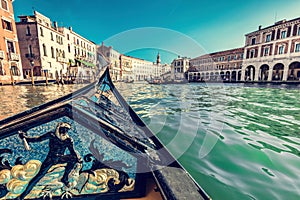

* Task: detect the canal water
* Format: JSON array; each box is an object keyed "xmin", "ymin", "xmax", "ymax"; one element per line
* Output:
[{"xmin": 0, "ymin": 83, "xmax": 300, "ymax": 200}]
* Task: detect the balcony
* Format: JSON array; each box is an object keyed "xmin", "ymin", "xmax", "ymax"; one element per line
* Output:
[
  {"xmin": 0, "ymin": 51, "xmax": 4, "ymax": 59},
  {"xmin": 57, "ymin": 57, "xmax": 69, "ymax": 63},
  {"xmin": 10, "ymin": 53, "xmax": 20, "ymax": 61}
]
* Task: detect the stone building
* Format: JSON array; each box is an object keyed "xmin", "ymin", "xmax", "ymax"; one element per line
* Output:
[
  {"xmin": 16, "ymin": 11, "xmax": 97, "ymax": 83},
  {"xmin": 0, "ymin": 0, "xmax": 23, "ymax": 84},
  {"xmin": 16, "ymin": 11, "xmax": 66, "ymax": 81},
  {"xmin": 170, "ymin": 56, "xmax": 190, "ymax": 80},
  {"xmin": 189, "ymin": 48, "xmax": 244, "ymax": 82},
  {"xmin": 97, "ymin": 43, "xmax": 121, "ymax": 81},
  {"xmin": 242, "ymin": 17, "xmax": 300, "ymax": 82},
  {"xmin": 59, "ymin": 27, "xmax": 97, "ymax": 83}
]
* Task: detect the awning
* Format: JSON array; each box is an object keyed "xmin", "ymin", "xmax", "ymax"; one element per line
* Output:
[
  {"xmin": 76, "ymin": 59, "xmax": 95, "ymax": 68},
  {"xmin": 69, "ymin": 59, "xmax": 75, "ymax": 64}
]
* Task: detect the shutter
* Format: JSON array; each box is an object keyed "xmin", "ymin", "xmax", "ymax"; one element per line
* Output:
[
  {"xmin": 276, "ymin": 30, "xmax": 280, "ymax": 39},
  {"xmin": 271, "ymin": 30, "xmax": 275, "ymax": 40},
  {"xmin": 293, "ymin": 24, "xmax": 298, "ymax": 36},
  {"xmin": 287, "ymin": 26, "xmax": 291, "ymax": 37}
]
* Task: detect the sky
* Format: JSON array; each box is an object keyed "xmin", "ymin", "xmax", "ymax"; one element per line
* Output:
[{"xmin": 12, "ymin": 0, "xmax": 300, "ymax": 63}]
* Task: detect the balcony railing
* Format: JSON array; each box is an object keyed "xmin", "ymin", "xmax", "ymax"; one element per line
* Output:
[
  {"xmin": 57, "ymin": 57, "xmax": 68, "ymax": 63},
  {"xmin": 0, "ymin": 51, "xmax": 4, "ymax": 59},
  {"xmin": 10, "ymin": 53, "xmax": 20, "ymax": 61}
]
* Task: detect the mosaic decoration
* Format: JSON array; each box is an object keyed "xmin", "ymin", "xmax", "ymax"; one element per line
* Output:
[{"xmin": 0, "ymin": 117, "xmax": 139, "ymax": 199}]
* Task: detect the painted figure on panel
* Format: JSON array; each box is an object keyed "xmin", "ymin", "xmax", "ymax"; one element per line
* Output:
[
  {"xmin": 16, "ymin": 122, "xmax": 82, "ymax": 199},
  {"xmin": 0, "ymin": 122, "xmax": 135, "ymax": 200}
]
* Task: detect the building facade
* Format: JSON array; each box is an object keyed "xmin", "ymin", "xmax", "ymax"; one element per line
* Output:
[
  {"xmin": 16, "ymin": 11, "xmax": 67, "ymax": 81},
  {"xmin": 242, "ymin": 18, "xmax": 300, "ymax": 82},
  {"xmin": 0, "ymin": 0, "xmax": 23, "ymax": 84},
  {"xmin": 189, "ymin": 48, "xmax": 244, "ymax": 82},
  {"xmin": 170, "ymin": 56, "xmax": 190, "ymax": 80},
  {"xmin": 97, "ymin": 43, "xmax": 120, "ymax": 81},
  {"xmin": 59, "ymin": 27, "xmax": 97, "ymax": 83},
  {"xmin": 16, "ymin": 11, "xmax": 97, "ymax": 83}
]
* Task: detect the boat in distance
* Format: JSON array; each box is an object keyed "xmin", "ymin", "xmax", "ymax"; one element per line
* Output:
[{"xmin": 0, "ymin": 66, "xmax": 211, "ymax": 200}]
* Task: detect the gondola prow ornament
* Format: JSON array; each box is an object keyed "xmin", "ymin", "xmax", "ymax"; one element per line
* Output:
[{"xmin": 18, "ymin": 130, "xmax": 31, "ymax": 151}]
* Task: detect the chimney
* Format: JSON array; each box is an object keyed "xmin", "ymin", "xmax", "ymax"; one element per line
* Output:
[
  {"xmin": 69, "ymin": 26, "xmax": 72, "ymax": 31},
  {"xmin": 53, "ymin": 21, "xmax": 58, "ymax": 30},
  {"xmin": 258, "ymin": 25, "xmax": 262, "ymax": 30}
]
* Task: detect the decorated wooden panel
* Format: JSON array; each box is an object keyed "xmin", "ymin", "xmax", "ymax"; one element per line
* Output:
[{"xmin": 0, "ymin": 116, "xmax": 145, "ymax": 200}]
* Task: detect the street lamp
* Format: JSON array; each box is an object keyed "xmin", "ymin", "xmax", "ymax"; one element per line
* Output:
[{"xmin": 30, "ymin": 60, "xmax": 34, "ymax": 85}]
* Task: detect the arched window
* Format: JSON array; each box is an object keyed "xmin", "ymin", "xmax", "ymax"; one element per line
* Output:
[
  {"xmin": 51, "ymin": 32, "xmax": 54, "ymax": 41},
  {"xmin": 11, "ymin": 66, "xmax": 20, "ymax": 76}
]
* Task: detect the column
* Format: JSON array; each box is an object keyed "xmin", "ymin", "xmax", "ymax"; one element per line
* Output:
[
  {"xmin": 282, "ymin": 62, "xmax": 289, "ymax": 81},
  {"xmin": 241, "ymin": 67, "xmax": 246, "ymax": 81},
  {"xmin": 268, "ymin": 67, "xmax": 273, "ymax": 81}
]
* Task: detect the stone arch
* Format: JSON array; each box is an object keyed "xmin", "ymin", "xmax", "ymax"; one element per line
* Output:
[
  {"xmin": 210, "ymin": 72, "xmax": 214, "ymax": 81},
  {"xmin": 272, "ymin": 63, "xmax": 284, "ymax": 81},
  {"xmin": 220, "ymin": 71, "xmax": 225, "ymax": 80},
  {"xmin": 259, "ymin": 64, "xmax": 269, "ymax": 81},
  {"xmin": 288, "ymin": 62, "xmax": 300, "ymax": 81},
  {"xmin": 215, "ymin": 72, "xmax": 219, "ymax": 81},
  {"xmin": 205, "ymin": 72, "xmax": 209, "ymax": 80},
  {"xmin": 245, "ymin": 65, "xmax": 255, "ymax": 81},
  {"xmin": 225, "ymin": 71, "xmax": 230, "ymax": 81}
]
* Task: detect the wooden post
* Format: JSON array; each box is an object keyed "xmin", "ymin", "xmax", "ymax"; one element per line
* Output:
[
  {"xmin": 10, "ymin": 69, "xmax": 14, "ymax": 85},
  {"xmin": 31, "ymin": 66, "xmax": 34, "ymax": 85},
  {"xmin": 45, "ymin": 70, "xmax": 48, "ymax": 86}
]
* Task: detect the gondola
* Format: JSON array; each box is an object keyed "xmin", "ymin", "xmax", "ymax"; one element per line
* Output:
[{"xmin": 0, "ymin": 66, "xmax": 211, "ymax": 200}]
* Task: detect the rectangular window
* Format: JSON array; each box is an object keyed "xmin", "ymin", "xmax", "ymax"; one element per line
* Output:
[
  {"xmin": 251, "ymin": 38, "xmax": 256, "ymax": 45},
  {"xmin": 298, "ymin": 27, "xmax": 300, "ymax": 36},
  {"xmin": 26, "ymin": 26, "xmax": 31, "ymax": 36},
  {"xmin": 1, "ymin": 0, "xmax": 8, "ymax": 11},
  {"xmin": 295, "ymin": 44, "xmax": 300, "ymax": 52},
  {"xmin": 266, "ymin": 34, "xmax": 271, "ymax": 42},
  {"xmin": 264, "ymin": 47, "xmax": 269, "ymax": 56},
  {"xmin": 281, "ymin": 31, "xmax": 286, "ymax": 39},
  {"xmin": 2, "ymin": 19, "xmax": 12, "ymax": 31},
  {"xmin": 250, "ymin": 50, "xmax": 255, "ymax": 58},
  {"xmin": 28, "ymin": 45, "xmax": 32, "ymax": 55},
  {"xmin": 7, "ymin": 41, "xmax": 15, "ymax": 53},
  {"xmin": 43, "ymin": 44, "xmax": 47, "ymax": 56},
  {"xmin": 278, "ymin": 46, "xmax": 284, "ymax": 54}
]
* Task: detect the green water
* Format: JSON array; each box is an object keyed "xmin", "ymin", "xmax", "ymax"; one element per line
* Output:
[
  {"xmin": 116, "ymin": 83, "xmax": 300, "ymax": 200},
  {"xmin": 0, "ymin": 83, "xmax": 299, "ymax": 200}
]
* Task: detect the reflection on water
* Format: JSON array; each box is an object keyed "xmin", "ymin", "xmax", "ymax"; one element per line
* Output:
[
  {"xmin": 117, "ymin": 82, "xmax": 300, "ymax": 200},
  {"xmin": 0, "ymin": 84, "xmax": 86, "ymax": 120},
  {"xmin": 0, "ymin": 82, "xmax": 300, "ymax": 200}
]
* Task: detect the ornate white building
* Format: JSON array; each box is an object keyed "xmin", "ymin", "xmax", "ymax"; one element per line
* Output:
[{"xmin": 170, "ymin": 56, "xmax": 190, "ymax": 80}]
